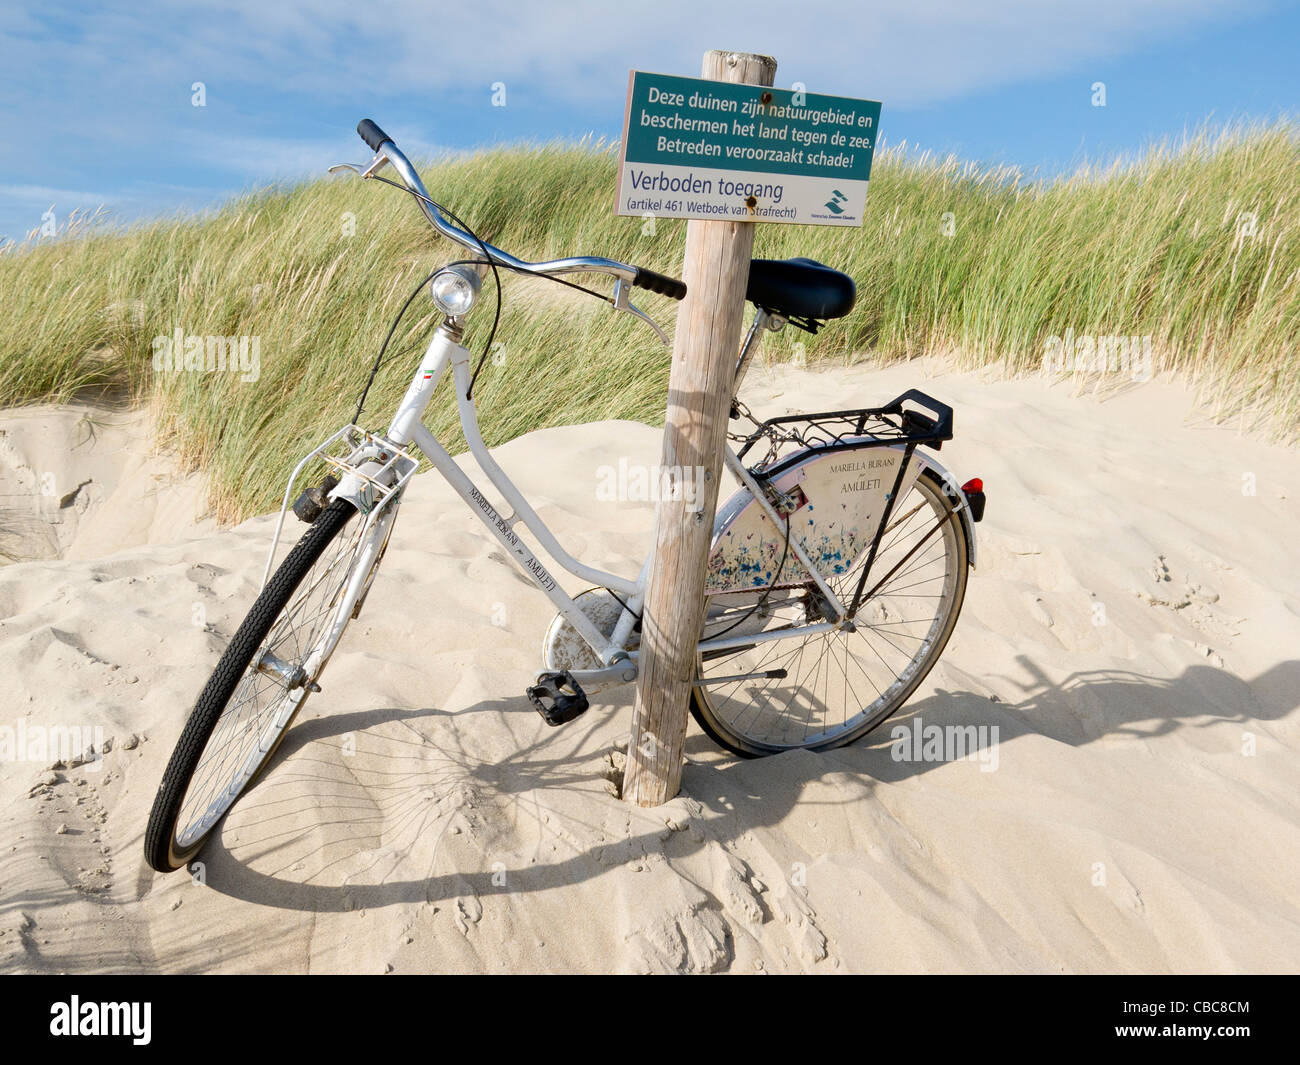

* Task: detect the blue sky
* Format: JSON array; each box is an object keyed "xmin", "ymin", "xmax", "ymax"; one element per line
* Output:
[{"xmin": 1, "ymin": 0, "xmax": 1297, "ymax": 244}]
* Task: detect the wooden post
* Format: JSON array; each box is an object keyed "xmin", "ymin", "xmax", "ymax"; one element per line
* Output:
[{"xmin": 623, "ymin": 50, "xmax": 777, "ymax": 807}]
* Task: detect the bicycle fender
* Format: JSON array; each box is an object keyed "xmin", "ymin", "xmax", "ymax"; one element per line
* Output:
[
  {"xmin": 911, "ymin": 451, "xmax": 978, "ymax": 569},
  {"xmin": 328, "ymin": 459, "xmax": 387, "ymax": 514}
]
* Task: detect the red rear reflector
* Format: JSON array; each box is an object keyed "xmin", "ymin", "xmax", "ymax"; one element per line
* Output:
[{"xmin": 962, "ymin": 478, "xmax": 983, "ymax": 493}]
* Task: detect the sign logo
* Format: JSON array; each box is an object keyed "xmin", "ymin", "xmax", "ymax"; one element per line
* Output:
[{"xmin": 823, "ymin": 189, "xmax": 848, "ymax": 214}]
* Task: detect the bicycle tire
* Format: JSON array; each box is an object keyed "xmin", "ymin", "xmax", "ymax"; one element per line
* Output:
[
  {"xmin": 690, "ymin": 469, "xmax": 969, "ymax": 757},
  {"xmin": 144, "ymin": 499, "xmax": 358, "ymax": 873}
]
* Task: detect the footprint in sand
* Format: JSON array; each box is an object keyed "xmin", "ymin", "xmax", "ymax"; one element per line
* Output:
[
  {"xmin": 771, "ymin": 887, "xmax": 829, "ymax": 965},
  {"xmin": 1151, "ymin": 554, "xmax": 1172, "ymax": 584},
  {"xmin": 1136, "ymin": 555, "xmax": 1237, "ymax": 640},
  {"xmin": 712, "ymin": 850, "xmax": 767, "ymax": 926},
  {"xmin": 1026, "ymin": 595, "xmax": 1054, "ymax": 629},
  {"xmin": 27, "ymin": 764, "xmax": 112, "ymax": 897}
]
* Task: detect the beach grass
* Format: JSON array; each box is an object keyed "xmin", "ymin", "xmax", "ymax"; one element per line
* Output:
[{"xmin": 1, "ymin": 122, "xmax": 1296, "ymax": 521}]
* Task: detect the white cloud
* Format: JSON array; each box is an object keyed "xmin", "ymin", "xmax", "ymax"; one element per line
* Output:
[
  {"xmin": 0, "ymin": 180, "xmax": 228, "ymax": 243},
  {"xmin": 0, "ymin": 0, "xmax": 1267, "ymax": 238},
  {"xmin": 0, "ymin": 183, "xmax": 115, "ymax": 205},
  {"xmin": 3, "ymin": 0, "xmax": 1261, "ymax": 111},
  {"xmin": 174, "ymin": 129, "xmax": 456, "ymax": 180},
  {"xmin": 158, "ymin": 0, "xmax": 1262, "ymax": 106}
]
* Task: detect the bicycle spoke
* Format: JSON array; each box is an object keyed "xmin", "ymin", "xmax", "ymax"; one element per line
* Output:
[
  {"xmin": 172, "ymin": 509, "xmax": 372, "ymax": 849},
  {"xmin": 694, "ymin": 473, "xmax": 965, "ymax": 752}
]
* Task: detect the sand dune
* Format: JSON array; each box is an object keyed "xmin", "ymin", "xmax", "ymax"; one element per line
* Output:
[{"xmin": 2, "ymin": 358, "xmax": 1298, "ymax": 973}]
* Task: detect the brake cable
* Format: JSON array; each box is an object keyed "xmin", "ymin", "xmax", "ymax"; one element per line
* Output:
[
  {"xmin": 353, "ymin": 261, "xmax": 449, "ymax": 424},
  {"xmin": 353, "ymin": 172, "xmax": 677, "ymax": 623},
  {"xmin": 366, "ymin": 174, "xmax": 617, "ymax": 401}
]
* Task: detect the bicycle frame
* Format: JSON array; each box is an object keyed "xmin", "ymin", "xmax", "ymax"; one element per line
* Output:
[
  {"xmin": 143, "ymin": 120, "xmax": 988, "ymax": 879},
  {"xmin": 298, "ymin": 313, "xmax": 874, "ymax": 695},
  {"xmin": 287, "ymin": 124, "xmax": 976, "ymax": 695},
  {"xmin": 285, "ymin": 296, "xmax": 978, "ymax": 699}
]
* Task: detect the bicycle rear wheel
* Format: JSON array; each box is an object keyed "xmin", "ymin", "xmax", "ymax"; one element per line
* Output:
[
  {"xmin": 690, "ymin": 469, "xmax": 968, "ymax": 756},
  {"xmin": 144, "ymin": 499, "xmax": 364, "ymax": 872}
]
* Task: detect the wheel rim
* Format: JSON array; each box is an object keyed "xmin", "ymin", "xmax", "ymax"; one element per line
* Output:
[
  {"xmin": 172, "ymin": 513, "xmax": 366, "ymax": 849},
  {"xmin": 694, "ymin": 474, "xmax": 964, "ymax": 753}
]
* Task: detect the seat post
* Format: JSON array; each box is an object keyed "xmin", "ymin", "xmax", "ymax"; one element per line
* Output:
[{"xmin": 731, "ymin": 307, "xmax": 782, "ymax": 400}]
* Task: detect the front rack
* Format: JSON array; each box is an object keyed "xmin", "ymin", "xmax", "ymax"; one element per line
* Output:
[
  {"xmin": 259, "ymin": 425, "xmax": 421, "ymax": 590},
  {"xmin": 733, "ymin": 389, "xmax": 955, "ymax": 477}
]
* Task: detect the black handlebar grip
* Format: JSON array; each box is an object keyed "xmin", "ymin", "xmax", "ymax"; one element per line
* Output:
[
  {"xmin": 634, "ymin": 267, "xmax": 688, "ymax": 301},
  {"xmin": 357, "ymin": 119, "xmax": 391, "ymax": 152}
]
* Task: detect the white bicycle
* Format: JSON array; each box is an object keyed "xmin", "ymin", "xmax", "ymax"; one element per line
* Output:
[{"xmin": 145, "ymin": 119, "xmax": 987, "ymax": 873}]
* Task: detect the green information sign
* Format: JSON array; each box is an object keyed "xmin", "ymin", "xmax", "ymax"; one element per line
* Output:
[{"xmin": 616, "ymin": 70, "xmax": 882, "ymax": 227}]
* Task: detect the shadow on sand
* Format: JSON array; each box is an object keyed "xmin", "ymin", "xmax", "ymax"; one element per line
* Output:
[{"xmin": 178, "ymin": 656, "xmax": 1300, "ymax": 913}]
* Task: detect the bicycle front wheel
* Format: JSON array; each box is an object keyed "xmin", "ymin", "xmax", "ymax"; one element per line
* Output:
[
  {"xmin": 690, "ymin": 468, "xmax": 969, "ymax": 756},
  {"xmin": 144, "ymin": 499, "xmax": 366, "ymax": 872}
]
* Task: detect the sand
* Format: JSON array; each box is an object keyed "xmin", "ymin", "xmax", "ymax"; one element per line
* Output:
[{"xmin": 1, "ymin": 358, "xmax": 1298, "ymax": 973}]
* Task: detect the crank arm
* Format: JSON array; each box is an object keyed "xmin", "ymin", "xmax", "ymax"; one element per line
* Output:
[{"xmin": 543, "ymin": 660, "xmax": 638, "ymax": 695}]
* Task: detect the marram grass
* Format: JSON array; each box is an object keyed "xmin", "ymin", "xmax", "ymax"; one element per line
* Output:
[{"xmin": 1, "ymin": 123, "xmax": 1297, "ymax": 522}]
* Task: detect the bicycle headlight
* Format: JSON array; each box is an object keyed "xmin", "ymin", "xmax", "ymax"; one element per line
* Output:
[{"xmin": 430, "ymin": 264, "xmax": 481, "ymax": 316}]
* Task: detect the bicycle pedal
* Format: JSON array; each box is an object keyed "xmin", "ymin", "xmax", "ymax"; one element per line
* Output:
[{"xmin": 527, "ymin": 670, "xmax": 589, "ymax": 726}]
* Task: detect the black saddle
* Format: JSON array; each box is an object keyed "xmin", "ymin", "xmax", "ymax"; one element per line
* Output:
[{"xmin": 746, "ymin": 257, "xmax": 855, "ymax": 322}]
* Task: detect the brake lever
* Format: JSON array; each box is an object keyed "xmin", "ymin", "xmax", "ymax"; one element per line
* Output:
[
  {"xmin": 612, "ymin": 278, "xmax": 670, "ymax": 347},
  {"xmin": 327, "ymin": 150, "xmax": 391, "ymax": 180}
]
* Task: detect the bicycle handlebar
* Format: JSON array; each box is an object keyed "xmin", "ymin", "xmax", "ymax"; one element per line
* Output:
[
  {"xmin": 633, "ymin": 267, "xmax": 688, "ymax": 301},
  {"xmin": 357, "ymin": 118, "xmax": 390, "ymax": 153},
  {"xmin": 355, "ymin": 119, "xmax": 686, "ymax": 301}
]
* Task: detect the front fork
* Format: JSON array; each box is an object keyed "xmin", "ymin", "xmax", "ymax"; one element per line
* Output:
[
  {"xmin": 297, "ymin": 499, "xmax": 400, "ymax": 686},
  {"xmin": 252, "ymin": 500, "xmax": 398, "ymax": 696}
]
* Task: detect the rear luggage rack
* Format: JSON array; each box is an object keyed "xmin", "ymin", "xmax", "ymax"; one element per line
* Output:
[{"xmin": 733, "ymin": 389, "xmax": 954, "ymax": 478}]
